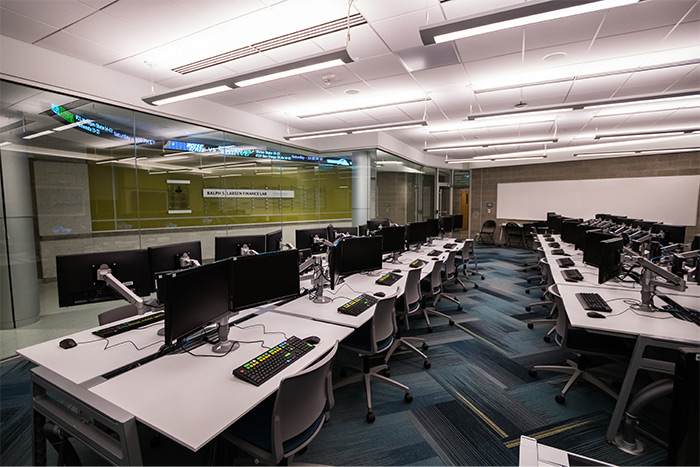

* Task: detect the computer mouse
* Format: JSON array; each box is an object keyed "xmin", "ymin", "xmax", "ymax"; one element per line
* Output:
[
  {"xmin": 587, "ymin": 311, "xmax": 606, "ymax": 319},
  {"xmin": 373, "ymin": 291, "xmax": 386, "ymax": 298},
  {"xmin": 431, "ymin": 257, "xmax": 438, "ymax": 260},
  {"xmin": 304, "ymin": 336, "xmax": 321, "ymax": 345},
  {"xmin": 59, "ymin": 338, "xmax": 77, "ymax": 349},
  {"xmin": 392, "ymin": 269, "xmax": 401, "ymax": 273}
]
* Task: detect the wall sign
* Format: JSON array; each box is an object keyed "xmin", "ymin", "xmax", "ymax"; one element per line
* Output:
[{"xmin": 203, "ymin": 188, "xmax": 294, "ymax": 199}]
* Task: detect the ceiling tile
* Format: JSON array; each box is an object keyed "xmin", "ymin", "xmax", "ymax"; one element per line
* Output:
[
  {"xmin": 37, "ymin": 30, "xmax": 124, "ymax": 65},
  {"xmin": 666, "ymin": 64, "xmax": 700, "ymax": 93},
  {"xmin": 371, "ymin": 6, "xmax": 444, "ymax": 50},
  {"xmin": 342, "ymin": 24, "xmax": 391, "ymax": 59},
  {"xmin": 345, "ymin": 53, "xmax": 405, "ymax": 81},
  {"xmin": 0, "ymin": 7, "xmax": 57, "ymax": 43},
  {"xmin": 521, "ymin": 11, "xmax": 605, "ymax": 50},
  {"xmin": 614, "ymin": 64, "xmax": 700, "ymax": 98},
  {"xmin": 65, "ymin": 11, "xmax": 163, "ymax": 55},
  {"xmin": 101, "ymin": 1, "xmax": 210, "ymax": 42},
  {"xmin": 353, "ymin": 0, "xmax": 441, "ymax": 23},
  {"xmin": 454, "ymin": 27, "xmax": 523, "ymax": 63},
  {"xmin": 440, "ymin": 0, "xmax": 523, "ymax": 20},
  {"xmin": 596, "ymin": 0, "xmax": 698, "ymax": 38},
  {"xmin": 363, "ymin": 73, "xmax": 424, "ymax": 95},
  {"xmin": 411, "ymin": 64, "xmax": 468, "ymax": 89},
  {"xmin": 1, "ymin": 0, "xmax": 94, "ymax": 29},
  {"xmin": 171, "ymin": 0, "xmax": 265, "ymax": 25},
  {"xmin": 263, "ymin": 75, "xmax": 321, "ymax": 94},
  {"xmin": 76, "ymin": 0, "xmax": 114, "ymax": 9},
  {"xmin": 256, "ymin": 41, "xmax": 324, "ymax": 65},
  {"xmin": 565, "ymin": 74, "xmax": 631, "ymax": 102}
]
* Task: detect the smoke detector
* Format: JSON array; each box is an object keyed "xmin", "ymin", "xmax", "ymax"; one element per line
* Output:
[{"xmin": 322, "ymin": 74, "xmax": 339, "ymax": 86}]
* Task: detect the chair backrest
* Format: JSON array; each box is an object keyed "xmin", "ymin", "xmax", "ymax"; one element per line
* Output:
[
  {"xmin": 402, "ymin": 268, "xmax": 422, "ymax": 310},
  {"xmin": 547, "ymin": 284, "xmax": 567, "ymax": 338},
  {"xmin": 371, "ymin": 292, "xmax": 399, "ymax": 348},
  {"xmin": 482, "ymin": 220, "xmax": 496, "ymax": 231},
  {"xmin": 427, "ymin": 259, "xmax": 443, "ymax": 295},
  {"xmin": 272, "ymin": 341, "xmax": 339, "ymax": 458},
  {"xmin": 444, "ymin": 250, "xmax": 457, "ymax": 280}
]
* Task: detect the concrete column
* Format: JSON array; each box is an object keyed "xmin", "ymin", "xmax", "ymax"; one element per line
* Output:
[
  {"xmin": 0, "ymin": 150, "xmax": 40, "ymax": 328},
  {"xmin": 351, "ymin": 151, "xmax": 371, "ymax": 226}
]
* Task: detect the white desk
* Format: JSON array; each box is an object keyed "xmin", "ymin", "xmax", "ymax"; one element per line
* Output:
[{"xmin": 518, "ymin": 435, "xmax": 613, "ymax": 466}]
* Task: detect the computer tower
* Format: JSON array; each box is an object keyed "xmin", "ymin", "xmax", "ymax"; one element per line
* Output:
[{"xmin": 667, "ymin": 347, "xmax": 699, "ymax": 466}]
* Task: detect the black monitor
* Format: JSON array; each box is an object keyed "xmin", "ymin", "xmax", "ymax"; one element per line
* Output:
[
  {"xmin": 583, "ymin": 230, "xmax": 617, "ymax": 267},
  {"xmin": 265, "ymin": 229, "xmax": 283, "ymax": 252},
  {"xmin": 147, "ymin": 241, "xmax": 202, "ymax": 292},
  {"xmin": 692, "ymin": 233, "xmax": 700, "ymax": 251},
  {"xmin": 552, "ymin": 215, "xmax": 564, "ymax": 234},
  {"xmin": 406, "ymin": 221, "xmax": 428, "ymax": 248},
  {"xmin": 230, "ymin": 250, "xmax": 300, "ymax": 311},
  {"xmin": 631, "ymin": 220, "xmax": 657, "ymax": 231},
  {"xmin": 595, "ymin": 213, "xmax": 611, "ymax": 220},
  {"xmin": 598, "ymin": 237, "xmax": 624, "ymax": 284},
  {"xmin": 330, "ymin": 236, "xmax": 382, "ymax": 285},
  {"xmin": 453, "ymin": 214, "xmax": 463, "ymax": 229},
  {"xmin": 358, "ymin": 224, "xmax": 368, "ymax": 236},
  {"xmin": 295, "ymin": 227, "xmax": 329, "ymax": 254},
  {"xmin": 56, "ymin": 249, "xmax": 150, "ymax": 308},
  {"xmin": 560, "ymin": 220, "xmax": 580, "ymax": 244},
  {"xmin": 163, "ymin": 259, "xmax": 232, "ymax": 347},
  {"xmin": 367, "ymin": 218, "xmax": 390, "ymax": 232},
  {"xmin": 652, "ymin": 224, "xmax": 686, "ymax": 245},
  {"xmin": 575, "ymin": 225, "xmax": 599, "ymax": 250},
  {"xmin": 215, "ymin": 235, "xmax": 266, "ymax": 260},
  {"xmin": 327, "ymin": 225, "xmax": 358, "ymax": 240},
  {"xmin": 439, "ymin": 215, "xmax": 454, "ymax": 232},
  {"xmin": 375, "ymin": 225, "xmax": 405, "ymax": 254},
  {"xmin": 425, "ymin": 218, "xmax": 440, "ymax": 238}
]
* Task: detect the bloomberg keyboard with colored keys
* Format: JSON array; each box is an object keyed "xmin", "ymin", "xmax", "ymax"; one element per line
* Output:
[
  {"xmin": 92, "ymin": 312, "xmax": 165, "ymax": 338},
  {"xmin": 375, "ymin": 272, "xmax": 402, "ymax": 286},
  {"xmin": 337, "ymin": 293, "xmax": 379, "ymax": 316},
  {"xmin": 233, "ymin": 336, "xmax": 314, "ymax": 386},
  {"xmin": 410, "ymin": 259, "xmax": 427, "ymax": 268},
  {"xmin": 427, "ymin": 249, "xmax": 441, "ymax": 257}
]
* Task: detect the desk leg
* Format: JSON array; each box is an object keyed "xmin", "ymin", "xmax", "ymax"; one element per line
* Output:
[
  {"xmin": 606, "ymin": 336, "xmax": 683, "ymax": 444},
  {"xmin": 33, "ymin": 408, "xmax": 47, "ymax": 466}
]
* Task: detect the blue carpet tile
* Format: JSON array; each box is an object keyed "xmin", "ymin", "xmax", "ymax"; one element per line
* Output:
[{"xmin": 0, "ymin": 245, "xmax": 678, "ymax": 465}]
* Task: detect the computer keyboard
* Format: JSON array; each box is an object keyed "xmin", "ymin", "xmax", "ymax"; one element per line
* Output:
[
  {"xmin": 576, "ymin": 293, "xmax": 612, "ymax": 312},
  {"xmin": 562, "ymin": 269, "xmax": 584, "ymax": 281},
  {"xmin": 656, "ymin": 295, "xmax": 700, "ymax": 327},
  {"xmin": 427, "ymin": 249, "xmax": 441, "ymax": 256},
  {"xmin": 337, "ymin": 293, "xmax": 379, "ymax": 316},
  {"xmin": 232, "ymin": 336, "xmax": 314, "ymax": 386},
  {"xmin": 375, "ymin": 272, "xmax": 402, "ymax": 286},
  {"xmin": 443, "ymin": 243, "xmax": 457, "ymax": 249},
  {"xmin": 548, "ymin": 242, "xmax": 561, "ymax": 248},
  {"xmin": 550, "ymin": 249, "xmax": 567, "ymax": 255},
  {"xmin": 557, "ymin": 258, "xmax": 575, "ymax": 268},
  {"xmin": 92, "ymin": 311, "xmax": 165, "ymax": 338},
  {"xmin": 410, "ymin": 259, "xmax": 427, "ymax": 268},
  {"xmin": 544, "ymin": 237, "xmax": 554, "ymax": 242}
]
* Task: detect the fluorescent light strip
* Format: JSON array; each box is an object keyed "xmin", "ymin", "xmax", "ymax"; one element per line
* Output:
[
  {"xmin": 285, "ymin": 120, "xmax": 427, "ymax": 141},
  {"xmin": 432, "ymin": 117, "xmax": 554, "ymax": 134},
  {"xmin": 470, "ymin": 108, "xmax": 574, "ymax": 121},
  {"xmin": 595, "ymin": 130, "xmax": 695, "ymax": 140},
  {"xmin": 0, "ymin": 141, "xmax": 12, "ymax": 148},
  {"xmin": 425, "ymin": 137, "xmax": 557, "ymax": 152},
  {"xmin": 487, "ymin": 156, "xmax": 548, "ymax": 162},
  {"xmin": 574, "ymin": 147, "xmax": 700, "ymax": 157},
  {"xmin": 425, "ymin": 0, "xmax": 639, "ymax": 44},
  {"xmin": 95, "ymin": 157, "xmax": 146, "ymax": 165},
  {"xmin": 152, "ymin": 85, "xmax": 232, "ymax": 106},
  {"xmin": 235, "ymin": 59, "xmax": 345, "ymax": 87},
  {"xmin": 590, "ymin": 97, "xmax": 700, "ymax": 116},
  {"xmin": 23, "ymin": 130, "xmax": 54, "ymax": 140},
  {"xmin": 296, "ymin": 96, "xmax": 430, "ymax": 118},
  {"xmin": 53, "ymin": 119, "xmax": 94, "ymax": 131}
]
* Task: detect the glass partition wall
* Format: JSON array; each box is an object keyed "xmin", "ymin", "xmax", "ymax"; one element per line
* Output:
[{"xmin": 0, "ymin": 80, "xmax": 436, "ymax": 357}]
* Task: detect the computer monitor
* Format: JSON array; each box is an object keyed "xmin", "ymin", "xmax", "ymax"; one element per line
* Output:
[
  {"xmin": 692, "ymin": 233, "xmax": 700, "ymax": 251},
  {"xmin": 295, "ymin": 227, "xmax": 329, "ymax": 254},
  {"xmin": 598, "ymin": 237, "xmax": 624, "ymax": 284},
  {"xmin": 163, "ymin": 259, "xmax": 232, "ymax": 348},
  {"xmin": 327, "ymin": 225, "xmax": 358, "ymax": 240},
  {"xmin": 560, "ymin": 220, "xmax": 580, "ymax": 244},
  {"xmin": 652, "ymin": 224, "xmax": 686, "ymax": 245},
  {"xmin": 56, "ymin": 249, "xmax": 150, "ymax": 307},
  {"xmin": 230, "ymin": 250, "xmax": 300, "ymax": 311},
  {"xmin": 439, "ymin": 215, "xmax": 454, "ymax": 233},
  {"xmin": 215, "ymin": 235, "xmax": 266, "ymax": 260},
  {"xmin": 406, "ymin": 221, "xmax": 428, "ymax": 249},
  {"xmin": 552, "ymin": 215, "xmax": 564, "ymax": 234},
  {"xmin": 329, "ymin": 236, "xmax": 382, "ymax": 286},
  {"xmin": 609, "ymin": 215, "xmax": 628, "ymax": 224},
  {"xmin": 147, "ymin": 241, "xmax": 202, "ymax": 292},
  {"xmin": 374, "ymin": 225, "xmax": 405, "ymax": 254},
  {"xmin": 595, "ymin": 213, "xmax": 611, "ymax": 220},
  {"xmin": 547, "ymin": 214, "xmax": 563, "ymax": 233},
  {"xmin": 358, "ymin": 224, "xmax": 368, "ymax": 236},
  {"xmin": 265, "ymin": 229, "xmax": 283, "ymax": 252},
  {"xmin": 575, "ymin": 225, "xmax": 599, "ymax": 250},
  {"xmin": 453, "ymin": 214, "xmax": 464, "ymax": 229},
  {"xmin": 425, "ymin": 218, "xmax": 440, "ymax": 238},
  {"xmin": 367, "ymin": 218, "xmax": 390, "ymax": 232},
  {"xmin": 631, "ymin": 220, "xmax": 657, "ymax": 231},
  {"xmin": 583, "ymin": 230, "xmax": 617, "ymax": 267}
]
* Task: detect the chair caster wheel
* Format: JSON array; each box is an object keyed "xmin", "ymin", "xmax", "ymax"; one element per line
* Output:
[
  {"xmin": 474, "ymin": 284, "xmax": 479, "ymax": 289},
  {"xmin": 555, "ymin": 394, "xmax": 566, "ymax": 404},
  {"xmin": 422, "ymin": 342, "xmax": 429, "ymax": 350},
  {"xmin": 525, "ymin": 306, "xmax": 531, "ymax": 312},
  {"xmin": 384, "ymin": 370, "xmax": 391, "ymax": 377},
  {"xmin": 366, "ymin": 411, "xmax": 376, "ymax": 423},
  {"xmin": 448, "ymin": 320, "xmax": 455, "ymax": 326},
  {"xmin": 404, "ymin": 392, "xmax": 413, "ymax": 403},
  {"xmin": 457, "ymin": 306, "xmax": 462, "ymax": 311},
  {"xmin": 528, "ymin": 369, "xmax": 537, "ymax": 377},
  {"xmin": 527, "ymin": 323, "xmax": 534, "ymax": 329},
  {"xmin": 427, "ymin": 327, "xmax": 433, "ymax": 333},
  {"xmin": 525, "ymin": 290, "xmax": 531, "ymax": 294},
  {"xmin": 527, "ymin": 280, "xmax": 532, "ymax": 284},
  {"xmin": 543, "ymin": 336, "xmax": 551, "ymax": 343},
  {"xmin": 424, "ymin": 361, "xmax": 431, "ymax": 369},
  {"xmin": 481, "ymin": 276, "xmax": 484, "ymax": 280}
]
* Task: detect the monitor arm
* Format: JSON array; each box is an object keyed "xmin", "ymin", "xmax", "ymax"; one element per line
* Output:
[
  {"xmin": 313, "ymin": 236, "xmax": 334, "ymax": 248},
  {"xmin": 310, "ymin": 257, "xmax": 331, "ymax": 304},
  {"xmin": 280, "ymin": 241, "xmax": 295, "ymax": 250},
  {"xmin": 239, "ymin": 244, "xmax": 259, "ymax": 256},
  {"xmin": 178, "ymin": 252, "xmax": 200, "ymax": 268},
  {"xmin": 96, "ymin": 264, "xmax": 153, "ymax": 315},
  {"xmin": 624, "ymin": 254, "xmax": 686, "ymax": 311}
]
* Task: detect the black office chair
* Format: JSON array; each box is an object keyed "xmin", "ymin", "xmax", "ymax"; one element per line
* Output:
[
  {"xmin": 221, "ymin": 341, "xmax": 339, "ymax": 465},
  {"xmin": 504, "ymin": 222, "xmax": 525, "ymax": 248},
  {"xmin": 476, "ymin": 220, "xmax": 496, "ymax": 245}
]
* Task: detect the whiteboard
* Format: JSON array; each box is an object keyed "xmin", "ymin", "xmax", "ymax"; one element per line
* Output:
[{"xmin": 496, "ymin": 175, "xmax": 700, "ymax": 225}]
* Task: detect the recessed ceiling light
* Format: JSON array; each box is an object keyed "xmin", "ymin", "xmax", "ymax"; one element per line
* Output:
[
  {"xmin": 542, "ymin": 52, "xmax": 567, "ymax": 62},
  {"xmin": 345, "ymin": 89, "xmax": 361, "ymax": 95}
]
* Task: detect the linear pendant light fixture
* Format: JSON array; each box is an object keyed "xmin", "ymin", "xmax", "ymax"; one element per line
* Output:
[
  {"xmin": 424, "ymin": 137, "xmax": 558, "ymax": 152},
  {"xmin": 143, "ymin": 48, "xmax": 353, "ymax": 106},
  {"xmin": 284, "ymin": 120, "xmax": 427, "ymax": 141},
  {"xmin": 420, "ymin": 0, "xmax": 641, "ymax": 45}
]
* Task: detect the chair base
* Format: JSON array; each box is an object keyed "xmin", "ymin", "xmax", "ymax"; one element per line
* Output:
[
  {"xmin": 529, "ymin": 359, "xmax": 619, "ymax": 403},
  {"xmin": 384, "ymin": 337, "xmax": 431, "ymax": 369}
]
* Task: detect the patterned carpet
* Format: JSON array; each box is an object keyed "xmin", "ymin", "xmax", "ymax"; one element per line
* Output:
[{"xmin": 0, "ymin": 246, "xmax": 673, "ymax": 466}]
